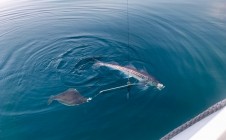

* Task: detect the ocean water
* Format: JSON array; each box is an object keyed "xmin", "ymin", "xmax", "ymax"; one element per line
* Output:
[{"xmin": 0, "ymin": 0, "xmax": 226, "ymax": 139}]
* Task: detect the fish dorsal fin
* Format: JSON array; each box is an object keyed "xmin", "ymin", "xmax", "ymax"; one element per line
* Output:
[
  {"xmin": 125, "ymin": 64, "xmax": 137, "ymax": 70},
  {"xmin": 109, "ymin": 61, "xmax": 119, "ymax": 65},
  {"xmin": 140, "ymin": 69, "xmax": 149, "ymax": 75}
]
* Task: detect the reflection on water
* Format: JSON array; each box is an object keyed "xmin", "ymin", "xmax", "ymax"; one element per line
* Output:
[
  {"xmin": 209, "ymin": 1, "xmax": 226, "ymax": 20},
  {"xmin": 0, "ymin": 0, "xmax": 226, "ymax": 139}
]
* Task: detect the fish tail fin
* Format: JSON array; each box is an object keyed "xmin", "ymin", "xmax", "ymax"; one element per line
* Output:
[
  {"xmin": 92, "ymin": 57, "xmax": 101, "ymax": 63},
  {"xmin": 93, "ymin": 60, "xmax": 104, "ymax": 69},
  {"xmin": 48, "ymin": 95, "xmax": 55, "ymax": 105},
  {"xmin": 73, "ymin": 56, "xmax": 104, "ymax": 72},
  {"xmin": 79, "ymin": 56, "xmax": 104, "ymax": 64}
]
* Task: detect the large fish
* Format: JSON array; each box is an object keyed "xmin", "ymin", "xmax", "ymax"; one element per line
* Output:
[
  {"xmin": 96, "ymin": 61, "xmax": 165, "ymax": 90},
  {"xmin": 48, "ymin": 88, "xmax": 91, "ymax": 106}
]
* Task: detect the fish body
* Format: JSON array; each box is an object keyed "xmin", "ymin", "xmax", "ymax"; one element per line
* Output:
[
  {"xmin": 48, "ymin": 88, "xmax": 91, "ymax": 106},
  {"xmin": 96, "ymin": 62, "xmax": 165, "ymax": 90}
]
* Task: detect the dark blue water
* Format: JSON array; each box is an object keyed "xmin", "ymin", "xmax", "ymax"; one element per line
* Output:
[{"xmin": 0, "ymin": 0, "xmax": 226, "ymax": 139}]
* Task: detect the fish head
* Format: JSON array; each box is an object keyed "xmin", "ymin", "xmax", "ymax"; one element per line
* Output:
[
  {"xmin": 145, "ymin": 78, "xmax": 165, "ymax": 90},
  {"xmin": 156, "ymin": 83, "xmax": 165, "ymax": 90},
  {"xmin": 87, "ymin": 97, "xmax": 92, "ymax": 102}
]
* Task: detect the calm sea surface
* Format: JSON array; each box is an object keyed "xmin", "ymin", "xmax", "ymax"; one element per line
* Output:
[{"xmin": 0, "ymin": 0, "xmax": 226, "ymax": 139}]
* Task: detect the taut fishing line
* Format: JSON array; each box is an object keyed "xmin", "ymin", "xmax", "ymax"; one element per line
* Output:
[
  {"xmin": 74, "ymin": 0, "xmax": 137, "ymax": 100},
  {"xmin": 96, "ymin": 0, "xmax": 134, "ymax": 98}
]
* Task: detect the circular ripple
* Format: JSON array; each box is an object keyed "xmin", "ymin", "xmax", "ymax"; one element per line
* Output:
[{"xmin": 0, "ymin": 34, "xmax": 141, "ymax": 116}]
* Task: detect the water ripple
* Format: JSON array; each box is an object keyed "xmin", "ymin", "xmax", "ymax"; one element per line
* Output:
[{"xmin": 0, "ymin": 0, "xmax": 226, "ymax": 139}]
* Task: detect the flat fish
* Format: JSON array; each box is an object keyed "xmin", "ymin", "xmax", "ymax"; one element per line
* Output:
[{"xmin": 48, "ymin": 88, "xmax": 91, "ymax": 106}]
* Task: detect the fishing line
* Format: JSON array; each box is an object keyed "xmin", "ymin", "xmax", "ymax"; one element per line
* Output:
[
  {"xmin": 91, "ymin": 83, "xmax": 139, "ymax": 100},
  {"xmin": 126, "ymin": 0, "xmax": 132, "ymax": 97},
  {"xmin": 93, "ymin": 0, "xmax": 134, "ymax": 98},
  {"xmin": 83, "ymin": 0, "xmax": 139, "ymax": 99},
  {"xmin": 126, "ymin": 0, "xmax": 130, "ymax": 51}
]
